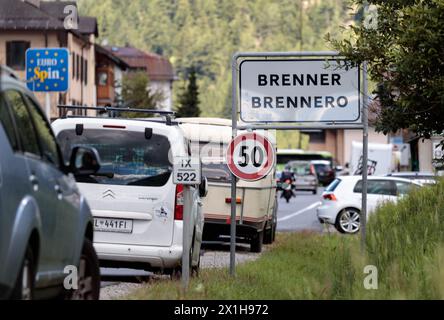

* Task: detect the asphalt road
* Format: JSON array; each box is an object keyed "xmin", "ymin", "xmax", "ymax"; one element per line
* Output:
[
  {"xmin": 99, "ymin": 187, "xmax": 327, "ymax": 298},
  {"xmin": 276, "ymin": 187, "xmax": 325, "ymax": 232}
]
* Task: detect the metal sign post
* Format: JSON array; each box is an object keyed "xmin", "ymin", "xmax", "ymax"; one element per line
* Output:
[
  {"xmin": 182, "ymin": 187, "xmax": 191, "ymax": 288},
  {"xmin": 172, "ymin": 156, "xmax": 201, "ymax": 288},
  {"xmin": 360, "ymin": 62, "xmax": 369, "ymax": 252},
  {"xmin": 230, "ymin": 51, "xmax": 368, "ymax": 275},
  {"xmin": 45, "ymin": 92, "xmax": 51, "ymax": 120},
  {"xmin": 230, "ymin": 54, "xmax": 238, "ymax": 276}
]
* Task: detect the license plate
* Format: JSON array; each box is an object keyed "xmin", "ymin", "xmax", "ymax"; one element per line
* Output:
[{"xmin": 94, "ymin": 218, "xmax": 133, "ymax": 233}]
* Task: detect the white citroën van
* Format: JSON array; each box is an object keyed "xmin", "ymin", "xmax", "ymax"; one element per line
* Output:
[
  {"xmin": 178, "ymin": 118, "xmax": 277, "ymax": 253},
  {"xmin": 52, "ymin": 115, "xmax": 205, "ymax": 275}
]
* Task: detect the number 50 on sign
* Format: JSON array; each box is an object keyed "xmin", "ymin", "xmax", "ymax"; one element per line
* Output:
[{"xmin": 226, "ymin": 133, "xmax": 275, "ymax": 181}]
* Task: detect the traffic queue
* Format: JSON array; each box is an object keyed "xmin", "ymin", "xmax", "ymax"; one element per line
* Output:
[{"xmin": 0, "ymin": 66, "xmax": 278, "ymax": 300}]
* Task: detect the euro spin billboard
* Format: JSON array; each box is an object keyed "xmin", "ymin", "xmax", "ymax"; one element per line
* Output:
[{"xmin": 26, "ymin": 48, "xmax": 70, "ymax": 92}]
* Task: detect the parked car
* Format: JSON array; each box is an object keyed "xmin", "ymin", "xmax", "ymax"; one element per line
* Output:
[
  {"xmin": 52, "ymin": 116, "xmax": 205, "ymax": 276},
  {"xmin": 0, "ymin": 67, "xmax": 100, "ymax": 300},
  {"xmin": 385, "ymin": 172, "xmax": 437, "ymax": 186},
  {"xmin": 317, "ymin": 176, "xmax": 422, "ymax": 234},
  {"xmin": 287, "ymin": 160, "xmax": 318, "ymax": 194},
  {"xmin": 178, "ymin": 118, "xmax": 277, "ymax": 253},
  {"xmin": 311, "ymin": 160, "xmax": 335, "ymax": 186},
  {"xmin": 276, "ymin": 149, "xmax": 333, "ymax": 172}
]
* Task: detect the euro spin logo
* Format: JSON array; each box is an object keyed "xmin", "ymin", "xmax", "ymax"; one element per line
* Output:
[
  {"xmin": 26, "ymin": 48, "xmax": 69, "ymax": 92},
  {"xmin": 33, "ymin": 66, "xmax": 61, "ymax": 83}
]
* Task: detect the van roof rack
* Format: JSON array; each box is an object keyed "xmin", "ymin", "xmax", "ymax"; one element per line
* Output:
[{"xmin": 57, "ymin": 105, "xmax": 175, "ymax": 125}]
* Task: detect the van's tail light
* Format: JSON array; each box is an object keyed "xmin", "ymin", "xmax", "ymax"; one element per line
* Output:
[
  {"xmin": 174, "ymin": 184, "xmax": 184, "ymax": 220},
  {"xmin": 225, "ymin": 197, "xmax": 242, "ymax": 204},
  {"xmin": 323, "ymin": 193, "xmax": 337, "ymax": 201}
]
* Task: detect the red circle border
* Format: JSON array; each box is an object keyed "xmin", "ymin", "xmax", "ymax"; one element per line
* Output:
[{"xmin": 226, "ymin": 132, "xmax": 275, "ymax": 181}]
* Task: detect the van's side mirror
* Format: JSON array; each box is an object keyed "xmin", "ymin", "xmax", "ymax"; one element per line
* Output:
[
  {"xmin": 335, "ymin": 165, "xmax": 343, "ymax": 172},
  {"xmin": 69, "ymin": 146, "xmax": 101, "ymax": 176},
  {"xmin": 199, "ymin": 176, "xmax": 208, "ymax": 198}
]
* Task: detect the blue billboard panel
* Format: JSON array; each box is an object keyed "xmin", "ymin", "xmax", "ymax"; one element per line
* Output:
[{"xmin": 26, "ymin": 48, "xmax": 70, "ymax": 92}]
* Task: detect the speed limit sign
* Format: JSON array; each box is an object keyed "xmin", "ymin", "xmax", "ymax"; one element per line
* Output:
[{"xmin": 226, "ymin": 132, "xmax": 275, "ymax": 181}]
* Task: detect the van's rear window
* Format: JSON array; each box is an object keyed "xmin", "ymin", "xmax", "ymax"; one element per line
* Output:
[
  {"xmin": 202, "ymin": 162, "xmax": 232, "ymax": 183},
  {"xmin": 57, "ymin": 129, "xmax": 172, "ymax": 186}
]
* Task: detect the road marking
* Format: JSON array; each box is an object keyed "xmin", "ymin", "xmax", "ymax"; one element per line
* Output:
[{"xmin": 277, "ymin": 201, "xmax": 322, "ymax": 222}]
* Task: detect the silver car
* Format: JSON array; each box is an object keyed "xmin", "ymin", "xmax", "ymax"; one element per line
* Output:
[
  {"xmin": 0, "ymin": 67, "xmax": 101, "ymax": 300},
  {"xmin": 287, "ymin": 161, "xmax": 318, "ymax": 194}
]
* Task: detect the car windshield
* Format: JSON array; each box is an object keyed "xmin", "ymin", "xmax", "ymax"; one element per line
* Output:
[
  {"xmin": 289, "ymin": 162, "xmax": 312, "ymax": 176},
  {"xmin": 202, "ymin": 162, "xmax": 232, "ymax": 183},
  {"xmin": 326, "ymin": 178, "xmax": 341, "ymax": 192},
  {"xmin": 57, "ymin": 129, "xmax": 172, "ymax": 186}
]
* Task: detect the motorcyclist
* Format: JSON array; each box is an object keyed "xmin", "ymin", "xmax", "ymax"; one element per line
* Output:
[
  {"xmin": 280, "ymin": 165, "xmax": 295, "ymax": 182},
  {"xmin": 280, "ymin": 166, "xmax": 295, "ymax": 200}
]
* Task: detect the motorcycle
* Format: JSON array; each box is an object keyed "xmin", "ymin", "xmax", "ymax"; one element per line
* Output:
[{"xmin": 280, "ymin": 178, "xmax": 295, "ymax": 203}]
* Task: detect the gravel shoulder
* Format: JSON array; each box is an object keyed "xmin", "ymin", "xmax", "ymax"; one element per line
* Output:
[
  {"xmin": 100, "ymin": 244, "xmax": 264, "ymax": 300},
  {"xmin": 100, "ymin": 282, "xmax": 145, "ymax": 300},
  {"xmin": 200, "ymin": 245, "xmax": 262, "ymax": 268}
]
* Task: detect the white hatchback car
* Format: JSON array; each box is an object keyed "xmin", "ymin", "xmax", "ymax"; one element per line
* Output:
[
  {"xmin": 52, "ymin": 116, "xmax": 204, "ymax": 275},
  {"xmin": 317, "ymin": 176, "xmax": 422, "ymax": 234}
]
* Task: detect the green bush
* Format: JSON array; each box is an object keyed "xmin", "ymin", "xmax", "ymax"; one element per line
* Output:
[
  {"xmin": 311, "ymin": 180, "xmax": 444, "ymax": 299},
  {"xmin": 363, "ymin": 179, "xmax": 444, "ymax": 298}
]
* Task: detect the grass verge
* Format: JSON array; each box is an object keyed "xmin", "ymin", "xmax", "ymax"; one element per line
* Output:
[{"xmin": 125, "ymin": 181, "xmax": 444, "ymax": 300}]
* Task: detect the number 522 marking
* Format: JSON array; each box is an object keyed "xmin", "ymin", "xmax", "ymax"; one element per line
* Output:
[{"xmin": 176, "ymin": 172, "xmax": 197, "ymax": 182}]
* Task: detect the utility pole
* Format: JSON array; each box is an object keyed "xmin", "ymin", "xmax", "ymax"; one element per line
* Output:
[
  {"xmin": 361, "ymin": 61, "xmax": 369, "ymax": 253},
  {"xmin": 299, "ymin": 0, "xmax": 304, "ymax": 51},
  {"xmin": 230, "ymin": 54, "xmax": 238, "ymax": 276},
  {"xmin": 360, "ymin": 2, "xmax": 370, "ymax": 253}
]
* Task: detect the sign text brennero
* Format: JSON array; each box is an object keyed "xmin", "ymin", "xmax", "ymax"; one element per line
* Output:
[{"xmin": 239, "ymin": 59, "xmax": 360, "ymax": 123}]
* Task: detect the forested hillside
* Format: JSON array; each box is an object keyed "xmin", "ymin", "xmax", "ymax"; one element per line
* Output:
[{"xmin": 78, "ymin": 0, "xmax": 351, "ymax": 117}]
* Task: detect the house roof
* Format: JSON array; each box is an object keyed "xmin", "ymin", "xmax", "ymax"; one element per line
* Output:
[
  {"xmin": 106, "ymin": 46, "xmax": 176, "ymax": 81},
  {"xmin": 0, "ymin": 0, "xmax": 65, "ymax": 30},
  {"xmin": 0, "ymin": 0, "xmax": 98, "ymax": 36},
  {"xmin": 78, "ymin": 17, "xmax": 98, "ymax": 37},
  {"xmin": 39, "ymin": 0, "xmax": 76, "ymax": 19},
  {"xmin": 95, "ymin": 44, "xmax": 130, "ymax": 70}
]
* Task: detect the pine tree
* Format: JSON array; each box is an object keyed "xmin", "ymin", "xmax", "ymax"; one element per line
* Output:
[
  {"xmin": 121, "ymin": 71, "xmax": 164, "ymax": 118},
  {"xmin": 176, "ymin": 68, "xmax": 200, "ymax": 118}
]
